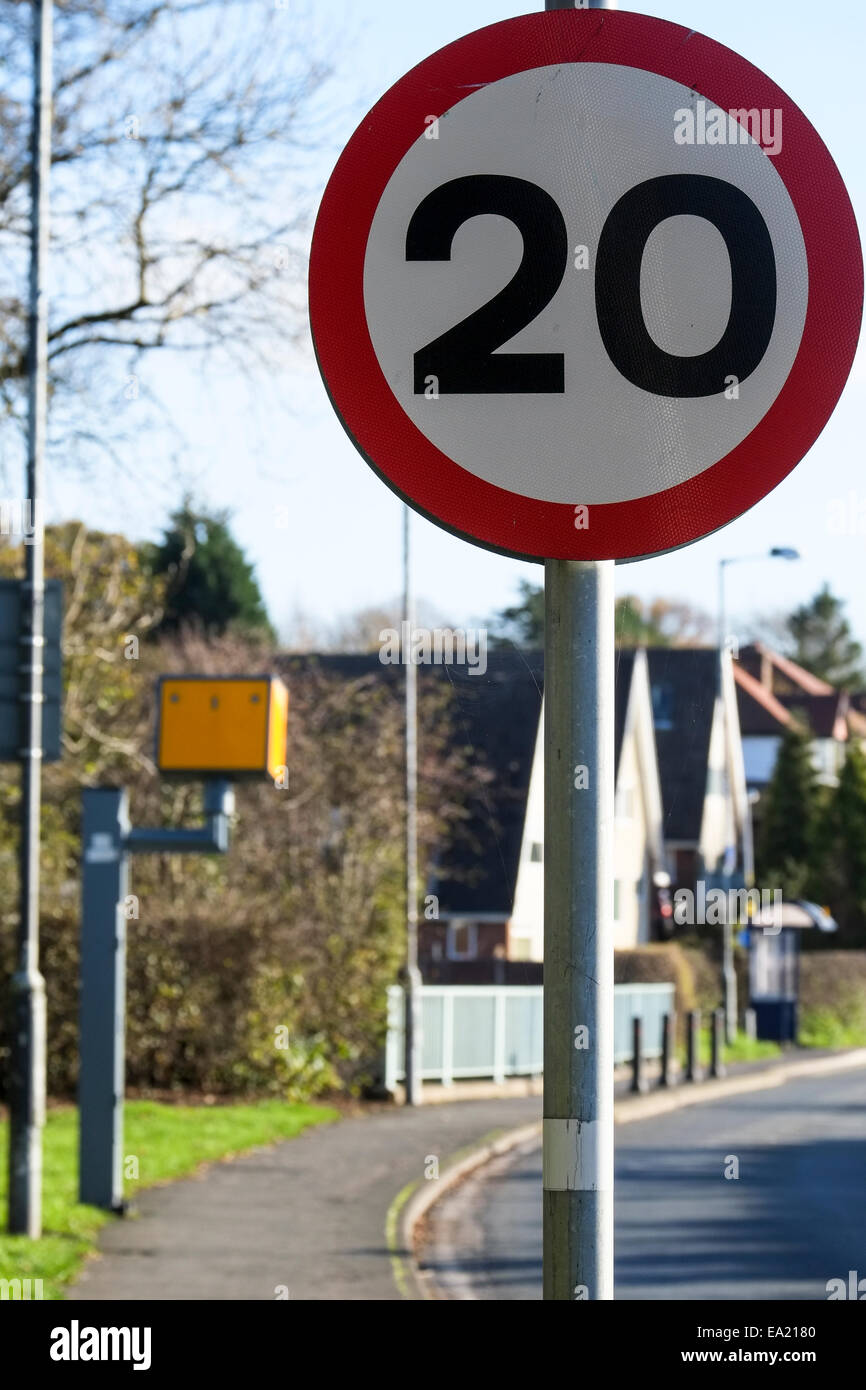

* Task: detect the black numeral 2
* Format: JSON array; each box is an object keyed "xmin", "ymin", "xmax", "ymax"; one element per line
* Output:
[{"xmin": 406, "ymin": 175, "xmax": 568, "ymax": 394}]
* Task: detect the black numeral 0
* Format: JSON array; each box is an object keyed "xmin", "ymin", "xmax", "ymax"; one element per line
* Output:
[
  {"xmin": 406, "ymin": 175, "xmax": 568, "ymax": 394},
  {"xmin": 407, "ymin": 171, "xmax": 776, "ymax": 398},
  {"xmin": 595, "ymin": 173, "xmax": 777, "ymax": 397}
]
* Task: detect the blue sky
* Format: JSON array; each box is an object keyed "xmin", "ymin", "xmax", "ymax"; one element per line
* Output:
[{"xmin": 50, "ymin": 0, "xmax": 865, "ymax": 646}]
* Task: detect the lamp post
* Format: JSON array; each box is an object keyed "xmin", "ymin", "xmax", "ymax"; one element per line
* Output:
[
  {"xmin": 718, "ymin": 547, "xmax": 800, "ymax": 658},
  {"xmin": 716, "ymin": 546, "xmax": 800, "ymax": 1043},
  {"xmin": 402, "ymin": 504, "xmax": 422, "ymax": 1105},
  {"xmin": 8, "ymin": 0, "xmax": 53, "ymax": 1240}
]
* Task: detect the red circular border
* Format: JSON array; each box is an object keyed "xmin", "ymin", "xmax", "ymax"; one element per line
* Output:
[{"xmin": 309, "ymin": 10, "xmax": 863, "ymax": 562}]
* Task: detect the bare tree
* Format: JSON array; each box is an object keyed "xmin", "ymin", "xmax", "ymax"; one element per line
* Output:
[{"xmin": 0, "ymin": 0, "xmax": 335, "ymax": 476}]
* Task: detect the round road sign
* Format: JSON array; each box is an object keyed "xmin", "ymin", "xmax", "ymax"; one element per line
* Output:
[{"xmin": 309, "ymin": 10, "xmax": 862, "ymax": 563}]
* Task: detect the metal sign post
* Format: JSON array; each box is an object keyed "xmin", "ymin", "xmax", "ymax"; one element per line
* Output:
[
  {"xmin": 543, "ymin": 558, "xmax": 615, "ymax": 1300},
  {"xmin": 541, "ymin": 0, "xmax": 616, "ymax": 1308},
  {"xmin": 79, "ymin": 781, "xmax": 235, "ymax": 1210},
  {"xmin": 79, "ymin": 790, "xmax": 131, "ymax": 1211}
]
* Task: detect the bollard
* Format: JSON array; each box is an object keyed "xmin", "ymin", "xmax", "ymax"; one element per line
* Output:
[
  {"xmin": 630, "ymin": 1016, "xmax": 646, "ymax": 1094},
  {"xmin": 660, "ymin": 1011, "xmax": 675, "ymax": 1088},
  {"xmin": 686, "ymin": 1009, "xmax": 701, "ymax": 1082},
  {"xmin": 711, "ymin": 1007, "xmax": 727, "ymax": 1079},
  {"xmin": 743, "ymin": 1006, "xmax": 757, "ymax": 1042}
]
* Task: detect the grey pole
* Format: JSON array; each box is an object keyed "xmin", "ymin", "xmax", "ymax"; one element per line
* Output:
[
  {"xmin": 543, "ymin": 0, "xmax": 617, "ymax": 1312},
  {"xmin": 79, "ymin": 789, "xmax": 129, "ymax": 1212},
  {"xmin": 402, "ymin": 505, "xmax": 422, "ymax": 1105},
  {"xmin": 717, "ymin": 557, "xmax": 728, "ymax": 657},
  {"xmin": 8, "ymin": 0, "xmax": 53, "ymax": 1238},
  {"xmin": 717, "ymin": 561, "xmax": 737, "ymax": 1044},
  {"xmin": 543, "ymin": 558, "xmax": 615, "ymax": 1301},
  {"xmin": 79, "ymin": 781, "xmax": 234, "ymax": 1209}
]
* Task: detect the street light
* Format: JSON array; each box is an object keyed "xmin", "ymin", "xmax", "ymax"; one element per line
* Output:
[
  {"xmin": 8, "ymin": 0, "xmax": 53, "ymax": 1240},
  {"xmin": 718, "ymin": 547, "xmax": 800, "ymax": 656},
  {"xmin": 716, "ymin": 546, "xmax": 800, "ymax": 1044}
]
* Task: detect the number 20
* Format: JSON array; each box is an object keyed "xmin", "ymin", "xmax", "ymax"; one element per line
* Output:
[{"xmin": 405, "ymin": 172, "xmax": 777, "ymax": 399}]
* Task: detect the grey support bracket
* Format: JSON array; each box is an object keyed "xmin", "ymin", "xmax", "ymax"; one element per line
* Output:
[{"xmin": 126, "ymin": 780, "xmax": 234, "ymax": 854}]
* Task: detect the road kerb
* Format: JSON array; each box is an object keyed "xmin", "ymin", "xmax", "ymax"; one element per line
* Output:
[
  {"xmin": 392, "ymin": 1122, "xmax": 543, "ymax": 1300},
  {"xmin": 398, "ymin": 1047, "xmax": 866, "ymax": 1298}
]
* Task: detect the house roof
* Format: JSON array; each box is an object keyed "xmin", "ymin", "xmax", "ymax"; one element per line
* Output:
[
  {"xmin": 736, "ymin": 642, "xmax": 835, "ymax": 696},
  {"xmin": 780, "ymin": 692, "xmax": 848, "ymax": 740},
  {"xmin": 427, "ymin": 650, "xmax": 544, "ymax": 916},
  {"xmin": 734, "ymin": 662, "xmax": 793, "ymax": 735},
  {"xmin": 643, "ymin": 647, "xmax": 719, "ymax": 844},
  {"xmin": 734, "ymin": 644, "xmax": 860, "ymax": 744},
  {"xmin": 278, "ymin": 647, "xmax": 641, "ymax": 919}
]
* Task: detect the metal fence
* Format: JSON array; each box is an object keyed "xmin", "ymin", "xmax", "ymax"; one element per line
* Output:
[{"xmin": 385, "ymin": 981, "xmax": 674, "ymax": 1090}]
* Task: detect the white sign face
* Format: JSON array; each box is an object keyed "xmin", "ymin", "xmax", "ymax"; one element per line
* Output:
[
  {"xmin": 364, "ymin": 62, "xmax": 808, "ymax": 506},
  {"xmin": 310, "ymin": 11, "xmax": 862, "ymax": 562}
]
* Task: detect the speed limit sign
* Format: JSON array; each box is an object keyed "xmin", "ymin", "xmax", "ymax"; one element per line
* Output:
[{"xmin": 309, "ymin": 9, "xmax": 862, "ymax": 562}]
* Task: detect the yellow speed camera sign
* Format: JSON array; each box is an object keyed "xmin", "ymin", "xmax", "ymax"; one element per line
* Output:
[{"xmin": 156, "ymin": 675, "xmax": 288, "ymax": 780}]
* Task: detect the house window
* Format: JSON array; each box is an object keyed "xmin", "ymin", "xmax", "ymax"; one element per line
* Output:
[
  {"xmin": 651, "ymin": 681, "xmax": 675, "ymax": 731},
  {"xmin": 530, "ymin": 841, "xmax": 543, "ymax": 863},
  {"xmin": 446, "ymin": 922, "xmax": 478, "ymax": 960}
]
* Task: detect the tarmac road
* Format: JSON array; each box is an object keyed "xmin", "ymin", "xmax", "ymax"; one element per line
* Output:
[{"xmin": 420, "ymin": 1067, "xmax": 866, "ymax": 1300}]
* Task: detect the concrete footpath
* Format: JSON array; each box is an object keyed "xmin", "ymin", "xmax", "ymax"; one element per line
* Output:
[{"xmin": 69, "ymin": 1096, "xmax": 541, "ymax": 1302}]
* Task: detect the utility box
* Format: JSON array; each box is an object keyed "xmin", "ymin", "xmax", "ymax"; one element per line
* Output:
[{"xmin": 156, "ymin": 674, "xmax": 288, "ymax": 780}]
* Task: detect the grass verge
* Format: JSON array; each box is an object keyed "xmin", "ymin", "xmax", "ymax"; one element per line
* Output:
[
  {"xmin": 0, "ymin": 1098, "xmax": 338, "ymax": 1299},
  {"xmin": 677, "ymin": 1029, "xmax": 782, "ymax": 1069},
  {"xmin": 799, "ymin": 1007, "xmax": 866, "ymax": 1050}
]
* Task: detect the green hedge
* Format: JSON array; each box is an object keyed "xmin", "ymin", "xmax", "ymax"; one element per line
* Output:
[
  {"xmin": 799, "ymin": 951, "xmax": 866, "ymax": 1046},
  {"xmin": 615, "ymin": 944, "xmax": 697, "ymax": 1040}
]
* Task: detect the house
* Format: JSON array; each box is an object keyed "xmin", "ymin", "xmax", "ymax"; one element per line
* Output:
[
  {"xmin": 644, "ymin": 647, "xmax": 752, "ymax": 893},
  {"xmin": 425, "ymin": 648, "xmax": 668, "ymax": 966},
  {"xmin": 734, "ymin": 642, "xmax": 866, "ymax": 793}
]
